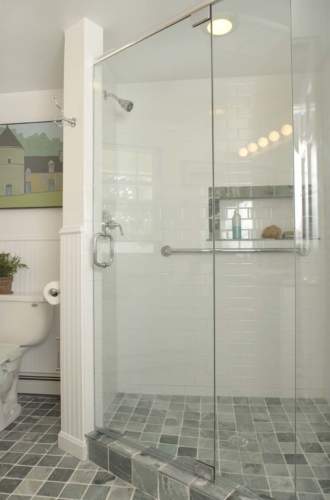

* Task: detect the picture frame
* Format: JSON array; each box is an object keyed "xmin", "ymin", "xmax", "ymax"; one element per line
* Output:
[{"xmin": 0, "ymin": 121, "xmax": 63, "ymax": 209}]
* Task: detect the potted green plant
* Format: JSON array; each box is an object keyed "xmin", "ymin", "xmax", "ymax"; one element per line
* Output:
[{"xmin": 0, "ymin": 252, "xmax": 28, "ymax": 295}]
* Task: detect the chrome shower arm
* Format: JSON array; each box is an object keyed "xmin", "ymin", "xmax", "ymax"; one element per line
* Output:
[
  {"xmin": 103, "ymin": 91, "xmax": 119, "ymax": 102},
  {"xmin": 103, "ymin": 90, "xmax": 134, "ymax": 112}
]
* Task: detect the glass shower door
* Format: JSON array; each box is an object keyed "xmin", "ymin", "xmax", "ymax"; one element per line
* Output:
[
  {"xmin": 93, "ymin": 7, "xmax": 217, "ymax": 476},
  {"xmin": 211, "ymin": 0, "xmax": 297, "ymax": 495}
]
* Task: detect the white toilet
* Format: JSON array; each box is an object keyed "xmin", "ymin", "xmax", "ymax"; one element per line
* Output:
[{"xmin": 0, "ymin": 293, "xmax": 54, "ymax": 431}]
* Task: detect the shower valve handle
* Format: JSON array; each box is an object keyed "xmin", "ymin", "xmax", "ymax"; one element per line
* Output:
[{"xmin": 105, "ymin": 218, "xmax": 124, "ymax": 236}]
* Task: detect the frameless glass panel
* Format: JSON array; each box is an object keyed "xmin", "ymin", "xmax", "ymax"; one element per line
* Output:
[
  {"xmin": 211, "ymin": 0, "xmax": 296, "ymax": 492},
  {"xmin": 291, "ymin": 1, "xmax": 330, "ymax": 496},
  {"xmin": 93, "ymin": 12, "xmax": 216, "ymax": 472}
]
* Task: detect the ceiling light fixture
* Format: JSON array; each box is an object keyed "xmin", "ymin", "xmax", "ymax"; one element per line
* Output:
[
  {"xmin": 281, "ymin": 124, "xmax": 293, "ymax": 136},
  {"xmin": 238, "ymin": 148, "xmax": 248, "ymax": 157},
  {"xmin": 248, "ymin": 143, "xmax": 258, "ymax": 153},
  {"xmin": 209, "ymin": 108, "xmax": 226, "ymax": 116},
  {"xmin": 207, "ymin": 18, "xmax": 233, "ymax": 36},
  {"xmin": 258, "ymin": 137, "xmax": 269, "ymax": 148},
  {"xmin": 269, "ymin": 131, "xmax": 280, "ymax": 142},
  {"xmin": 215, "ymin": 108, "xmax": 226, "ymax": 116}
]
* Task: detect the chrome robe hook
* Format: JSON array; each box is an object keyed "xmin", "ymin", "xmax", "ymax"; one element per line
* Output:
[{"xmin": 53, "ymin": 95, "xmax": 77, "ymax": 128}]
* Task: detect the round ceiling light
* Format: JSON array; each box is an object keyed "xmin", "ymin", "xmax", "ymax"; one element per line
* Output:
[
  {"xmin": 248, "ymin": 143, "xmax": 258, "ymax": 153},
  {"xmin": 207, "ymin": 18, "xmax": 233, "ymax": 36},
  {"xmin": 281, "ymin": 124, "xmax": 293, "ymax": 136},
  {"xmin": 238, "ymin": 148, "xmax": 248, "ymax": 157},
  {"xmin": 269, "ymin": 131, "xmax": 280, "ymax": 142},
  {"xmin": 215, "ymin": 108, "xmax": 226, "ymax": 116},
  {"xmin": 258, "ymin": 137, "xmax": 269, "ymax": 148},
  {"xmin": 209, "ymin": 108, "xmax": 226, "ymax": 116}
]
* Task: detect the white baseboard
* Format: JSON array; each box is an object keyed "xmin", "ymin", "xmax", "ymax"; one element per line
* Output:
[
  {"xmin": 58, "ymin": 431, "xmax": 88, "ymax": 461},
  {"xmin": 18, "ymin": 379, "xmax": 60, "ymax": 395}
]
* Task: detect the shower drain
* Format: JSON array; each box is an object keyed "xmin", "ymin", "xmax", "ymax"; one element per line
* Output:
[{"xmin": 228, "ymin": 436, "xmax": 248, "ymax": 448}]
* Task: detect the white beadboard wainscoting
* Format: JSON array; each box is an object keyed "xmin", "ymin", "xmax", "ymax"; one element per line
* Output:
[
  {"xmin": 58, "ymin": 225, "xmax": 87, "ymax": 460},
  {"xmin": 0, "ymin": 234, "xmax": 60, "ymax": 393}
]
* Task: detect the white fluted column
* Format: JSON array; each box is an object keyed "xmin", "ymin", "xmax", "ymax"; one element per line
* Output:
[{"xmin": 58, "ymin": 18, "xmax": 103, "ymax": 460}]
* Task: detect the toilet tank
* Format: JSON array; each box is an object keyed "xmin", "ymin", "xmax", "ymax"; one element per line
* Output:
[{"xmin": 0, "ymin": 293, "xmax": 54, "ymax": 347}]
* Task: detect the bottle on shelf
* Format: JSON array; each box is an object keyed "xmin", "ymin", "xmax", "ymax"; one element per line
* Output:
[{"xmin": 232, "ymin": 209, "xmax": 241, "ymax": 239}]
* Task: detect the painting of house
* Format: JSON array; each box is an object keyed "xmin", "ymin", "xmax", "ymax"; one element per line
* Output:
[
  {"xmin": 0, "ymin": 126, "xmax": 25, "ymax": 197},
  {"xmin": 0, "ymin": 122, "xmax": 63, "ymax": 208}
]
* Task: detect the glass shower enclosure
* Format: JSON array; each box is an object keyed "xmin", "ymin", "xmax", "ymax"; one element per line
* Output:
[
  {"xmin": 94, "ymin": 1, "xmax": 216, "ymax": 474},
  {"xmin": 92, "ymin": 0, "xmax": 327, "ymax": 498}
]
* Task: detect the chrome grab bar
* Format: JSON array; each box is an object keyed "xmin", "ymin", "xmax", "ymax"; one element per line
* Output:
[
  {"xmin": 161, "ymin": 244, "xmax": 310, "ymax": 257},
  {"xmin": 93, "ymin": 232, "xmax": 114, "ymax": 268}
]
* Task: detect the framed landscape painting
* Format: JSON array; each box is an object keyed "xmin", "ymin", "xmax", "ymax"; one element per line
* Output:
[{"xmin": 0, "ymin": 122, "xmax": 63, "ymax": 209}]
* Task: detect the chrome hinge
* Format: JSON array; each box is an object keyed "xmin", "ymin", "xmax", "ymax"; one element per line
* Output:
[{"xmin": 191, "ymin": 6, "xmax": 211, "ymax": 27}]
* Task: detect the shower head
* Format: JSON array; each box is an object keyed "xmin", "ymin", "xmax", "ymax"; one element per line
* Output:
[{"xmin": 103, "ymin": 90, "xmax": 134, "ymax": 112}]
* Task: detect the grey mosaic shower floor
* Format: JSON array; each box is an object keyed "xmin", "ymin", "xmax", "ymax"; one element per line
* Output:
[
  {"xmin": 104, "ymin": 393, "xmax": 330, "ymax": 500},
  {"xmin": 0, "ymin": 394, "xmax": 139, "ymax": 500}
]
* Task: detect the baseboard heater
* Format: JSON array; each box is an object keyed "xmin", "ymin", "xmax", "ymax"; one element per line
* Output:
[
  {"xmin": 19, "ymin": 373, "xmax": 60, "ymax": 382},
  {"xmin": 18, "ymin": 373, "xmax": 60, "ymax": 395}
]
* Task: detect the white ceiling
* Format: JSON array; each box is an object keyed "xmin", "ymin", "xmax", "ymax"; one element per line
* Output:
[
  {"xmin": 0, "ymin": 0, "xmax": 199, "ymax": 93},
  {"xmin": 106, "ymin": 0, "xmax": 293, "ymax": 83},
  {"xmin": 0, "ymin": 0, "xmax": 329, "ymax": 93}
]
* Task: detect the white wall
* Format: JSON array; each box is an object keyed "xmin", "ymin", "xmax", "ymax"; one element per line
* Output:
[
  {"xmin": 321, "ymin": 57, "xmax": 330, "ymax": 402},
  {"xmin": 0, "ymin": 89, "xmax": 63, "ymax": 385},
  {"xmin": 290, "ymin": 0, "xmax": 330, "ymax": 402},
  {"xmin": 292, "ymin": 73, "xmax": 326, "ymax": 399},
  {"xmin": 96, "ymin": 68, "xmax": 327, "ymax": 404},
  {"xmin": 110, "ymin": 76, "xmax": 297, "ymax": 399}
]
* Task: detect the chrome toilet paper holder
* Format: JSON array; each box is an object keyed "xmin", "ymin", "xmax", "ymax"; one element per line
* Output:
[{"xmin": 49, "ymin": 288, "xmax": 60, "ymax": 297}]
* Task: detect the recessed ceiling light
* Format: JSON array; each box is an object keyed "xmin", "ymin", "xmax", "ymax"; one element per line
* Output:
[
  {"xmin": 238, "ymin": 148, "xmax": 248, "ymax": 157},
  {"xmin": 281, "ymin": 124, "xmax": 293, "ymax": 136},
  {"xmin": 248, "ymin": 143, "xmax": 258, "ymax": 153},
  {"xmin": 258, "ymin": 137, "xmax": 269, "ymax": 148},
  {"xmin": 269, "ymin": 131, "xmax": 280, "ymax": 142},
  {"xmin": 209, "ymin": 108, "xmax": 226, "ymax": 116},
  {"xmin": 207, "ymin": 18, "xmax": 233, "ymax": 36},
  {"xmin": 215, "ymin": 108, "xmax": 226, "ymax": 116}
]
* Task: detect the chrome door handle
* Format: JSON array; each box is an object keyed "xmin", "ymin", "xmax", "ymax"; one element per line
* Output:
[{"xmin": 93, "ymin": 232, "xmax": 114, "ymax": 268}]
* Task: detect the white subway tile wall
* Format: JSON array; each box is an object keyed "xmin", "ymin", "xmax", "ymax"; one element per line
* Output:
[
  {"xmin": 212, "ymin": 198, "xmax": 293, "ymax": 240},
  {"xmin": 291, "ymin": 65, "xmax": 326, "ymax": 400},
  {"xmin": 96, "ymin": 73, "xmax": 325, "ymax": 403},
  {"xmin": 322, "ymin": 55, "xmax": 330, "ymax": 402}
]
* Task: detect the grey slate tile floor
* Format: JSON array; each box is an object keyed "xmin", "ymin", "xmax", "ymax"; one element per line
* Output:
[
  {"xmin": 0, "ymin": 395, "xmax": 140, "ymax": 500},
  {"xmin": 3, "ymin": 393, "xmax": 330, "ymax": 500},
  {"xmin": 104, "ymin": 393, "xmax": 330, "ymax": 500}
]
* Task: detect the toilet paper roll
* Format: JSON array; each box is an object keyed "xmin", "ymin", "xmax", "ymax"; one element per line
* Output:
[{"xmin": 44, "ymin": 281, "xmax": 60, "ymax": 305}]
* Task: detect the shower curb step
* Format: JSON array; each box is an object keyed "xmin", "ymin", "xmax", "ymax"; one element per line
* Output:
[{"xmin": 87, "ymin": 430, "xmax": 272, "ymax": 500}]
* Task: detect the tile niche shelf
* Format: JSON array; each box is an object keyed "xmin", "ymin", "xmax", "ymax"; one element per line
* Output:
[
  {"xmin": 209, "ymin": 185, "xmax": 295, "ymax": 200},
  {"xmin": 209, "ymin": 184, "xmax": 316, "ymax": 241}
]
